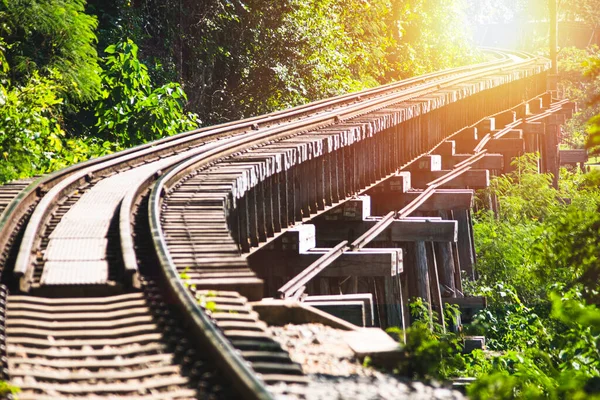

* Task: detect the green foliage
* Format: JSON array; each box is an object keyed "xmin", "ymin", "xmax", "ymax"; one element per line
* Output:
[
  {"xmin": 468, "ymin": 284, "xmax": 550, "ymax": 351},
  {"xmin": 558, "ymin": 46, "xmax": 600, "ymax": 150},
  {"xmin": 483, "ymin": 153, "xmax": 560, "ymax": 223},
  {"xmin": 0, "ymin": 70, "xmax": 65, "ymax": 181},
  {"xmin": 464, "ymin": 156, "xmax": 600, "ymax": 398},
  {"xmin": 386, "ymin": 298, "xmax": 466, "ymax": 380},
  {"xmin": 0, "ymin": 70, "xmax": 111, "ymax": 182},
  {"xmin": 473, "ymin": 154, "xmax": 600, "ymax": 302},
  {"xmin": 465, "ymin": 289, "xmax": 600, "ymax": 400},
  {"xmin": 0, "ymin": 0, "xmax": 101, "ymax": 102},
  {"xmin": 93, "ymin": 39, "xmax": 199, "ymax": 148},
  {"xmin": 0, "ymin": 380, "xmax": 19, "ymax": 396},
  {"xmin": 112, "ymin": 0, "xmax": 479, "ymax": 124}
]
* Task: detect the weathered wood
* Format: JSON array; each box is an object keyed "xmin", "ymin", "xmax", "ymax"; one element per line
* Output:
[
  {"xmin": 434, "ymin": 211, "xmax": 457, "ymax": 297},
  {"xmin": 409, "ymin": 169, "xmax": 489, "ymax": 189},
  {"xmin": 523, "ymin": 122, "xmax": 543, "ymax": 155},
  {"xmin": 405, "ymin": 155, "xmax": 442, "ymax": 171},
  {"xmin": 476, "ymin": 117, "xmax": 495, "ymax": 133},
  {"xmin": 249, "ymin": 249, "xmax": 402, "ymax": 279},
  {"xmin": 368, "ymin": 171, "xmax": 411, "ymax": 195},
  {"xmin": 454, "ymin": 209, "xmax": 475, "ymax": 280},
  {"xmin": 305, "ymin": 294, "xmax": 374, "ymax": 327},
  {"xmin": 486, "ymin": 138, "xmax": 525, "ymax": 153},
  {"xmin": 372, "ymin": 189, "xmax": 473, "ymax": 213},
  {"xmin": 560, "ymin": 149, "xmax": 588, "ymax": 165},
  {"xmin": 384, "ymin": 274, "xmax": 403, "ymax": 329},
  {"xmin": 435, "ymin": 140, "xmax": 456, "ymax": 156},
  {"xmin": 545, "ymin": 124, "xmax": 560, "ymax": 188},
  {"xmin": 305, "ymin": 301, "xmax": 365, "ymax": 327},
  {"xmin": 426, "ymin": 242, "xmax": 445, "ymax": 332},
  {"xmin": 441, "ymin": 154, "xmax": 504, "ymax": 170},
  {"xmin": 323, "ymin": 196, "xmax": 371, "ymax": 221},
  {"xmin": 313, "ymin": 219, "xmax": 457, "ymax": 244},
  {"xmin": 405, "ymin": 241, "xmax": 431, "ymax": 311},
  {"xmin": 274, "ymin": 225, "xmax": 315, "ymax": 253}
]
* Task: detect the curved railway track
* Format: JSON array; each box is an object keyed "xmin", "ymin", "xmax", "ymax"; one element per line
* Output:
[{"xmin": 0, "ymin": 50, "xmax": 552, "ymax": 399}]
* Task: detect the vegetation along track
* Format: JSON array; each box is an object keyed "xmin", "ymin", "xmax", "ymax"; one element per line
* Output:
[{"xmin": 0, "ymin": 49, "xmax": 549, "ymax": 399}]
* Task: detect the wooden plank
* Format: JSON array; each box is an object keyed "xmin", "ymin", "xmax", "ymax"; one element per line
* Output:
[
  {"xmin": 249, "ymin": 250, "xmax": 402, "ymax": 278},
  {"xmin": 486, "ymin": 138, "xmax": 525, "ymax": 153},
  {"xmin": 560, "ymin": 149, "xmax": 588, "ymax": 164},
  {"xmin": 442, "ymin": 154, "xmax": 504, "ymax": 170},
  {"xmin": 305, "ymin": 301, "xmax": 365, "ymax": 327},
  {"xmin": 410, "ymin": 170, "xmax": 489, "ymax": 189},
  {"xmin": 426, "ymin": 242, "xmax": 445, "ymax": 332},
  {"xmin": 369, "ymin": 172, "xmax": 411, "ymax": 195},
  {"xmin": 374, "ymin": 189, "xmax": 474, "ymax": 212},
  {"xmin": 435, "ymin": 140, "xmax": 456, "ymax": 156},
  {"xmin": 405, "ymin": 155, "xmax": 442, "ymax": 171},
  {"xmin": 313, "ymin": 219, "xmax": 457, "ymax": 243},
  {"xmin": 454, "ymin": 209, "xmax": 475, "ymax": 280},
  {"xmin": 304, "ymin": 294, "xmax": 374, "ymax": 327}
]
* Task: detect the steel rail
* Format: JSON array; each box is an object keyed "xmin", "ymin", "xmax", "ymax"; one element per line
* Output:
[
  {"xmin": 277, "ymin": 241, "xmax": 348, "ymax": 299},
  {"xmin": 6, "ymin": 51, "xmax": 530, "ymax": 290},
  {"xmin": 149, "ymin": 52, "xmax": 546, "ymax": 325},
  {"xmin": 0, "ymin": 44, "xmax": 518, "ymax": 237},
  {"xmin": 1, "ymin": 48, "xmax": 545, "ymax": 399},
  {"xmin": 144, "ymin": 50, "xmax": 544, "ymax": 399},
  {"xmin": 472, "ymin": 97, "xmax": 570, "ymax": 152},
  {"xmin": 147, "ymin": 173, "xmax": 275, "ymax": 400},
  {"xmin": 152, "ymin": 53, "xmax": 544, "ymax": 203}
]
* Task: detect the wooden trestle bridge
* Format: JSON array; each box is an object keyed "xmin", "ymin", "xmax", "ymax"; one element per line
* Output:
[{"xmin": 0, "ymin": 49, "xmax": 582, "ymax": 399}]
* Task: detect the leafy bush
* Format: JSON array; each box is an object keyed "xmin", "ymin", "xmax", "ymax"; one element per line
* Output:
[
  {"xmin": 93, "ymin": 39, "xmax": 199, "ymax": 148},
  {"xmin": 462, "ymin": 155, "xmax": 600, "ymax": 398},
  {"xmin": 0, "ymin": 70, "xmax": 68, "ymax": 181},
  {"xmin": 386, "ymin": 298, "xmax": 465, "ymax": 380},
  {"xmin": 0, "ymin": 0, "xmax": 101, "ymax": 102}
]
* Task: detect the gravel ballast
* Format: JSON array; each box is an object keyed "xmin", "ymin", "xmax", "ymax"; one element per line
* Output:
[{"xmin": 267, "ymin": 323, "xmax": 466, "ymax": 400}]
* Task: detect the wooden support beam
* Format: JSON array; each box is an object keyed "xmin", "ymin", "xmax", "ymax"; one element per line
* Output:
[
  {"xmin": 476, "ymin": 117, "xmax": 495, "ymax": 133},
  {"xmin": 313, "ymin": 219, "xmax": 457, "ymax": 244},
  {"xmin": 405, "ymin": 155, "xmax": 442, "ymax": 171},
  {"xmin": 523, "ymin": 122, "xmax": 544, "ymax": 155},
  {"xmin": 426, "ymin": 242, "xmax": 445, "ymax": 332},
  {"xmin": 434, "ymin": 211, "xmax": 457, "ymax": 297},
  {"xmin": 435, "ymin": 140, "xmax": 456, "ymax": 156},
  {"xmin": 249, "ymin": 249, "xmax": 402, "ymax": 279},
  {"xmin": 273, "ymin": 225, "xmax": 315, "ymax": 253},
  {"xmin": 560, "ymin": 149, "xmax": 588, "ymax": 165},
  {"xmin": 454, "ymin": 209, "xmax": 475, "ymax": 280},
  {"xmin": 485, "ymin": 138, "xmax": 525, "ymax": 153},
  {"xmin": 442, "ymin": 154, "xmax": 503, "ymax": 170},
  {"xmin": 410, "ymin": 169, "xmax": 490, "ymax": 189},
  {"xmin": 304, "ymin": 301, "xmax": 366, "ymax": 327},
  {"xmin": 545, "ymin": 124, "xmax": 560, "ymax": 188},
  {"xmin": 405, "ymin": 241, "xmax": 432, "ymax": 322},
  {"xmin": 323, "ymin": 196, "xmax": 371, "ymax": 221},
  {"xmin": 494, "ymin": 110, "xmax": 517, "ymax": 127},
  {"xmin": 454, "ymin": 127, "xmax": 479, "ymax": 153},
  {"xmin": 305, "ymin": 294, "xmax": 375, "ymax": 327},
  {"xmin": 368, "ymin": 172, "xmax": 411, "ymax": 195},
  {"xmin": 371, "ymin": 189, "xmax": 473, "ymax": 212}
]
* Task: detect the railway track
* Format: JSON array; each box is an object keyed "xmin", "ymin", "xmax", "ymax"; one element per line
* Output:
[{"xmin": 0, "ymin": 50, "xmax": 552, "ymax": 399}]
